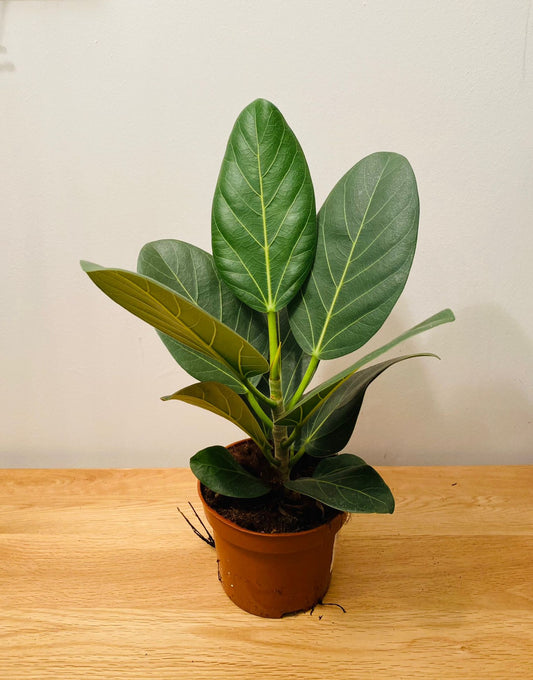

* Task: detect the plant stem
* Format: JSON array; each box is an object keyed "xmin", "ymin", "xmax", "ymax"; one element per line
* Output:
[
  {"xmin": 245, "ymin": 391, "xmax": 274, "ymax": 429},
  {"xmin": 281, "ymin": 425, "xmax": 300, "ymax": 449},
  {"xmin": 267, "ymin": 311, "xmax": 289, "ymax": 479},
  {"xmin": 260, "ymin": 442, "xmax": 279, "ymax": 468},
  {"xmin": 289, "ymin": 445, "xmax": 306, "ymax": 468},
  {"xmin": 267, "ymin": 311, "xmax": 279, "ymax": 369},
  {"xmin": 245, "ymin": 379, "xmax": 277, "ymax": 408},
  {"xmin": 287, "ymin": 353, "xmax": 320, "ymax": 408},
  {"xmin": 269, "ymin": 374, "xmax": 288, "ymax": 473}
]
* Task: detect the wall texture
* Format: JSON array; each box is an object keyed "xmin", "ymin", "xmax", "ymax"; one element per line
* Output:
[{"xmin": 1, "ymin": 0, "xmax": 532, "ymax": 467}]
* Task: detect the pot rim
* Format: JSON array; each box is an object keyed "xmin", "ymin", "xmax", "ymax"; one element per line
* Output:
[{"xmin": 198, "ymin": 480, "xmax": 347, "ymax": 539}]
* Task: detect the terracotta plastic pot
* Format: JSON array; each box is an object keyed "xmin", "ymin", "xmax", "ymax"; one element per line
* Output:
[{"xmin": 198, "ymin": 481, "xmax": 346, "ymax": 618}]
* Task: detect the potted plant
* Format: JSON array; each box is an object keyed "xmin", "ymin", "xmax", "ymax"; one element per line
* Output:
[{"xmin": 81, "ymin": 98, "xmax": 454, "ymax": 618}]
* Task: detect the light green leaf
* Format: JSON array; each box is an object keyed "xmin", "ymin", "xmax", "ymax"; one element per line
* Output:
[
  {"xmin": 81, "ymin": 262, "xmax": 269, "ymax": 380},
  {"xmin": 191, "ymin": 445, "xmax": 271, "ymax": 498},
  {"xmin": 212, "ymin": 98, "xmax": 317, "ymax": 312},
  {"xmin": 351, "ymin": 308, "xmax": 455, "ymax": 370},
  {"xmin": 285, "ymin": 454, "xmax": 394, "ymax": 513},
  {"xmin": 137, "ymin": 240, "xmax": 268, "ymax": 393},
  {"xmin": 281, "ymin": 309, "xmax": 454, "ymax": 427},
  {"xmin": 162, "ymin": 381, "xmax": 269, "ymax": 449},
  {"xmin": 289, "ymin": 152, "xmax": 419, "ymax": 359}
]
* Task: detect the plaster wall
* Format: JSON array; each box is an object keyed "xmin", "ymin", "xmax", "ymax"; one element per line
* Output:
[{"xmin": 1, "ymin": 0, "xmax": 532, "ymax": 466}]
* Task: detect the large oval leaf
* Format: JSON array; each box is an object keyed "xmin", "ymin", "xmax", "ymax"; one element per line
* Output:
[
  {"xmin": 285, "ymin": 454, "xmax": 394, "ymax": 513},
  {"xmin": 212, "ymin": 98, "xmax": 317, "ymax": 312},
  {"xmin": 289, "ymin": 152, "xmax": 419, "ymax": 359},
  {"xmin": 138, "ymin": 240, "xmax": 268, "ymax": 392},
  {"xmin": 81, "ymin": 262, "xmax": 269, "ymax": 381},
  {"xmin": 162, "ymin": 381, "xmax": 269, "ymax": 449},
  {"xmin": 191, "ymin": 445, "xmax": 271, "ymax": 498}
]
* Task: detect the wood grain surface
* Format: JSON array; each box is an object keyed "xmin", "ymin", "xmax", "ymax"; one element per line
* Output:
[{"xmin": 1, "ymin": 466, "xmax": 532, "ymax": 679}]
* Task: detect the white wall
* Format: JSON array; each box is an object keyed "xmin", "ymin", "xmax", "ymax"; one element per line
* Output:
[{"xmin": 1, "ymin": 0, "xmax": 532, "ymax": 468}]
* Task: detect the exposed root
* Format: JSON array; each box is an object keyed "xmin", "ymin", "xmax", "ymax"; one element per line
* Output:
[
  {"xmin": 177, "ymin": 503, "xmax": 215, "ymax": 548},
  {"xmin": 310, "ymin": 599, "xmax": 347, "ymax": 615}
]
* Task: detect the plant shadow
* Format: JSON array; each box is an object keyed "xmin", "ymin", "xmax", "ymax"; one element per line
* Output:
[{"xmin": 313, "ymin": 301, "xmax": 532, "ymax": 465}]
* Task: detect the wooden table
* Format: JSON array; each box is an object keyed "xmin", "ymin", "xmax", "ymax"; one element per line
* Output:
[{"xmin": 1, "ymin": 467, "xmax": 532, "ymax": 679}]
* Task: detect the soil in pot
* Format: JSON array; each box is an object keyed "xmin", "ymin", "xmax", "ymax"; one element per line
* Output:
[{"xmin": 201, "ymin": 438, "xmax": 342, "ymax": 533}]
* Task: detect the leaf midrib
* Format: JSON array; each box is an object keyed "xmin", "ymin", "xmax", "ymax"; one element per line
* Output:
[
  {"xmin": 292, "ymin": 476, "xmax": 389, "ymax": 509},
  {"xmin": 315, "ymin": 478, "xmax": 388, "ymax": 507},
  {"xmin": 255, "ymin": 111, "xmax": 273, "ymax": 311}
]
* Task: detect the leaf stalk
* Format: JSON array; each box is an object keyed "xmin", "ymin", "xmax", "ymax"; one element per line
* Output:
[{"xmin": 287, "ymin": 353, "xmax": 320, "ymax": 409}]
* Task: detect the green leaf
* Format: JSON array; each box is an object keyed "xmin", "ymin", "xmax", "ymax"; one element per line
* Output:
[
  {"xmin": 296, "ymin": 355, "xmax": 436, "ymax": 457},
  {"xmin": 162, "ymin": 381, "xmax": 269, "ymax": 449},
  {"xmin": 351, "ymin": 308, "xmax": 455, "ymax": 370},
  {"xmin": 137, "ymin": 240, "xmax": 268, "ymax": 393},
  {"xmin": 212, "ymin": 98, "xmax": 317, "ymax": 312},
  {"xmin": 191, "ymin": 445, "xmax": 271, "ymax": 498},
  {"xmin": 80, "ymin": 262, "xmax": 269, "ymax": 381},
  {"xmin": 285, "ymin": 454, "xmax": 394, "ymax": 513},
  {"xmin": 281, "ymin": 309, "xmax": 454, "ymax": 427},
  {"xmin": 289, "ymin": 152, "xmax": 419, "ymax": 359}
]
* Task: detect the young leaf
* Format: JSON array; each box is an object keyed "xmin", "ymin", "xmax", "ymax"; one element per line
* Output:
[
  {"xmin": 351, "ymin": 308, "xmax": 455, "ymax": 371},
  {"xmin": 80, "ymin": 262, "xmax": 269, "ymax": 381},
  {"xmin": 138, "ymin": 240, "xmax": 268, "ymax": 393},
  {"xmin": 162, "ymin": 381, "xmax": 270, "ymax": 450},
  {"xmin": 191, "ymin": 445, "xmax": 271, "ymax": 498},
  {"xmin": 212, "ymin": 98, "xmax": 317, "ymax": 312},
  {"xmin": 281, "ymin": 309, "xmax": 454, "ymax": 426},
  {"xmin": 296, "ymin": 355, "xmax": 436, "ymax": 457},
  {"xmin": 289, "ymin": 152, "xmax": 419, "ymax": 359},
  {"xmin": 285, "ymin": 454, "xmax": 394, "ymax": 513}
]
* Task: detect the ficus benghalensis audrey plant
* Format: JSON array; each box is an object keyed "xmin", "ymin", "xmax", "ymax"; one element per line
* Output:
[{"xmin": 81, "ymin": 99, "xmax": 454, "ymax": 515}]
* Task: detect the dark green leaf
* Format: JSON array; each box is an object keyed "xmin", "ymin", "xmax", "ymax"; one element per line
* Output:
[
  {"xmin": 285, "ymin": 454, "xmax": 394, "ymax": 513},
  {"xmin": 212, "ymin": 98, "xmax": 317, "ymax": 312},
  {"xmin": 162, "ymin": 381, "xmax": 269, "ymax": 449},
  {"xmin": 80, "ymin": 262, "xmax": 269, "ymax": 381},
  {"xmin": 280, "ymin": 309, "xmax": 454, "ymax": 427},
  {"xmin": 289, "ymin": 152, "xmax": 419, "ymax": 358},
  {"xmin": 138, "ymin": 240, "xmax": 268, "ymax": 392},
  {"xmin": 297, "ymin": 355, "xmax": 435, "ymax": 457},
  {"xmin": 191, "ymin": 445, "xmax": 271, "ymax": 498}
]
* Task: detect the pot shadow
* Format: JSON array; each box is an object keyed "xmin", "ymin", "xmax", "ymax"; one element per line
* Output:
[{"xmin": 313, "ymin": 301, "xmax": 532, "ymax": 465}]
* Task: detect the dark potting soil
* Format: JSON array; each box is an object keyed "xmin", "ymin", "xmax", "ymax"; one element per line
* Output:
[{"xmin": 201, "ymin": 439, "xmax": 342, "ymax": 534}]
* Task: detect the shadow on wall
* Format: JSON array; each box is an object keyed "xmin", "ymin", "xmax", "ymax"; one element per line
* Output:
[
  {"xmin": 436, "ymin": 302, "xmax": 532, "ymax": 465},
  {"xmin": 316, "ymin": 303, "xmax": 532, "ymax": 465},
  {"xmin": 0, "ymin": 1, "xmax": 14, "ymax": 72}
]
